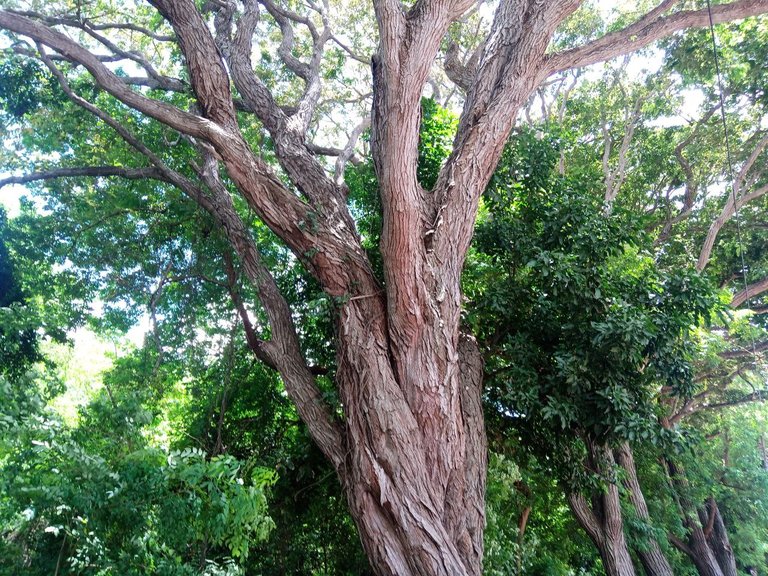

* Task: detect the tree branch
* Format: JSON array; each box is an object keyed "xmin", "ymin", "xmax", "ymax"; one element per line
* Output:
[
  {"xmin": 8, "ymin": 8, "xmax": 177, "ymax": 42},
  {"xmin": 444, "ymin": 41, "xmax": 481, "ymax": 92},
  {"xmin": 432, "ymin": 0, "xmax": 581, "ymax": 273},
  {"xmin": 735, "ymin": 132, "xmax": 768, "ymax": 189},
  {"xmin": 329, "ymin": 32, "xmax": 370, "ymax": 64},
  {"xmin": 30, "ymin": 44, "xmax": 347, "ymax": 469},
  {"xmin": 720, "ymin": 339, "xmax": 768, "ymax": 359},
  {"xmin": 260, "ymin": 0, "xmax": 315, "ymax": 80},
  {"xmin": 334, "ymin": 115, "xmax": 371, "ymax": 184},
  {"xmin": 604, "ymin": 84, "xmax": 648, "ymax": 210},
  {"xmin": 697, "ymin": 181, "xmax": 768, "ymax": 271},
  {"xmin": 731, "ymin": 276, "xmax": 768, "ymax": 308},
  {"xmin": 7, "ymin": 10, "xmax": 186, "ymax": 93},
  {"xmin": 657, "ymin": 104, "xmax": 721, "ymax": 242},
  {"xmin": 147, "ymin": 0, "xmax": 237, "ymax": 129},
  {"xmin": 0, "ymin": 10, "xmax": 216, "ymax": 140},
  {"xmin": 227, "ymin": 0, "xmax": 349, "ymax": 214},
  {"xmin": 84, "ymin": 20, "xmax": 175, "ymax": 42},
  {"xmin": 546, "ymin": 0, "xmax": 768, "ymax": 75},
  {"xmin": 567, "ymin": 491, "xmax": 603, "ymax": 544},
  {"xmin": 0, "ymin": 166, "xmax": 166, "ymax": 188},
  {"xmin": 700, "ymin": 390, "xmax": 768, "ymax": 411},
  {"xmin": 669, "ymin": 533, "xmax": 694, "ymax": 557}
]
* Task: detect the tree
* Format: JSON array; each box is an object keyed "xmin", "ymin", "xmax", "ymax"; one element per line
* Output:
[
  {"xmin": 464, "ymin": 123, "xmax": 726, "ymax": 576},
  {"xmin": 0, "ymin": 207, "xmax": 40, "ymax": 377},
  {"xmin": 2, "ymin": 2, "xmax": 768, "ymax": 574}
]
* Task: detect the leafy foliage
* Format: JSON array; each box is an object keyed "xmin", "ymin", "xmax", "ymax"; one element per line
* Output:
[{"xmin": 470, "ymin": 126, "xmax": 723, "ymax": 454}]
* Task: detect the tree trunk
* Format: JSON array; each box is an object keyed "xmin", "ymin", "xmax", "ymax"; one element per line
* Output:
[
  {"xmin": 8, "ymin": 2, "xmax": 768, "ymax": 576},
  {"xmin": 614, "ymin": 443, "xmax": 674, "ymax": 576},
  {"xmin": 636, "ymin": 541, "xmax": 675, "ymax": 576},
  {"xmin": 568, "ymin": 490, "xmax": 637, "ymax": 576},
  {"xmin": 568, "ymin": 439, "xmax": 637, "ymax": 576},
  {"xmin": 707, "ymin": 499, "xmax": 737, "ymax": 576},
  {"xmin": 601, "ymin": 540, "xmax": 640, "ymax": 576},
  {"xmin": 665, "ymin": 460, "xmax": 726, "ymax": 576},
  {"xmin": 517, "ymin": 504, "xmax": 532, "ymax": 575},
  {"xmin": 686, "ymin": 525, "xmax": 726, "ymax": 576},
  {"xmin": 335, "ymin": 328, "xmax": 488, "ymax": 576}
]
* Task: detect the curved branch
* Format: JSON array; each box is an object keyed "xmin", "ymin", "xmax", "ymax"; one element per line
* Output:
[
  {"xmin": 228, "ymin": 1, "xmax": 348, "ymax": 213},
  {"xmin": 546, "ymin": 0, "xmax": 768, "ymax": 75},
  {"xmin": 658, "ymin": 104, "xmax": 721, "ymax": 241},
  {"xmin": 0, "ymin": 10, "xmax": 216, "ymax": 140},
  {"xmin": 697, "ymin": 182, "xmax": 768, "ymax": 271},
  {"xmin": 731, "ymin": 276, "xmax": 768, "ymax": 308},
  {"xmin": 334, "ymin": 115, "xmax": 371, "ymax": 184},
  {"xmin": 260, "ymin": 0, "xmax": 314, "ymax": 80},
  {"xmin": 260, "ymin": 0, "xmax": 319, "ymax": 40},
  {"xmin": 444, "ymin": 41, "xmax": 481, "ymax": 92},
  {"xmin": 735, "ymin": 132, "xmax": 768, "ymax": 190},
  {"xmin": 7, "ymin": 9, "xmax": 185, "ymax": 92},
  {"xmin": 11, "ymin": 43, "xmax": 186, "ymax": 91},
  {"xmin": 192, "ymin": 148, "xmax": 347, "ymax": 471},
  {"xmin": 34, "ymin": 43, "xmax": 346, "ymax": 471},
  {"xmin": 669, "ymin": 533, "xmax": 694, "ymax": 557}
]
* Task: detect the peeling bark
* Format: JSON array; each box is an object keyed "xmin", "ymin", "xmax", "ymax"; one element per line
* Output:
[{"xmin": 4, "ymin": 2, "xmax": 768, "ymax": 574}]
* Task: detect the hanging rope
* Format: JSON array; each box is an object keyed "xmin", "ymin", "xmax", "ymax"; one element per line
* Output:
[{"xmin": 704, "ymin": 0, "xmax": 763, "ymax": 366}]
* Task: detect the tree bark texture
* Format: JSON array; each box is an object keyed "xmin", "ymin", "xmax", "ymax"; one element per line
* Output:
[
  {"xmin": 568, "ymin": 440, "xmax": 638, "ymax": 576},
  {"xmin": 686, "ymin": 525, "xmax": 727, "ymax": 576},
  {"xmin": 614, "ymin": 443, "xmax": 675, "ymax": 576},
  {"xmin": 4, "ymin": 1, "xmax": 768, "ymax": 574},
  {"xmin": 665, "ymin": 461, "xmax": 731, "ymax": 576},
  {"xmin": 706, "ymin": 499, "xmax": 738, "ymax": 576}
]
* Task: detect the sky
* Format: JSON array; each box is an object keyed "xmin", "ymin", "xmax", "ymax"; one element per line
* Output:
[{"xmin": 0, "ymin": 182, "xmax": 24, "ymax": 219}]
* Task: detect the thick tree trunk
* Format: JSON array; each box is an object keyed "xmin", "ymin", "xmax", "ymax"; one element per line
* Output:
[
  {"xmin": 568, "ymin": 490, "xmax": 637, "ymax": 576},
  {"xmin": 568, "ymin": 439, "xmax": 637, "ymax": 576},
  {"xmin": 636, "ymin": 541, "xmax": 675, "ymax": 576},
  {"xmin": 11, "ymin": 3, "xmax": 768, "ymax": 576},
  {"xmin": 614, "ymin": 443, "xmax": 674, "ymax": 576},
  {"xmin": 601, "ymin": 540, "xmax": 640, "ymax": 576},
  {"xmin": 686, "ymin": 525, "xmax": 726, "ymax": 576},
  {"xmin": 707, "ymin": 499, "xmax": 737, "ymax": 576},
  {"xmin": 665, "ymin": 460, "xmax": 727, "ymax": 576},
  {"xmin": 337, "ymin": 318, "xmax": 487, "ymax": 575}
]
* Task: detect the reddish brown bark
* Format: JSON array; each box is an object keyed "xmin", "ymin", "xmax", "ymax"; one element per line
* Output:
[{"xmin": 4, "ymin": 2, "xmax": 768, "ymax": 574}]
